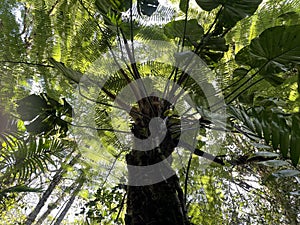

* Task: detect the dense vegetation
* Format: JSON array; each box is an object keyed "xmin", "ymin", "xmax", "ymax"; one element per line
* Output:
[{"xmin": 0, "ymin": 0, "xmax": 300, "ymax": 224}]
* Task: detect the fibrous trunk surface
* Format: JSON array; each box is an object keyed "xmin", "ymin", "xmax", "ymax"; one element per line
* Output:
[{"xmin": 125, "ymin": 97, "xmax": 189, "ymax": 225}]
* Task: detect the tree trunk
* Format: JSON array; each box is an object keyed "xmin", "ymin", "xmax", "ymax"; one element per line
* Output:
[
  {"xmin": 125, "ymin": 171, "xmax": 188, "ymax": 225},
  {"xmin": 53, "ymin": 175, "xmax": 85, "ymax": 225},
  {"xmin": 125, "ymin": 148, "xmax": 189, "ymax": 225},
  {"xmin": 125, "ymin": 96, "xmax": 189, "ymax": 225},
  {"xmin": 35, "ymin": 180, "xmax": 78, "ymax": 225},
  {"xmin": 24, "ymin": 153, "xmax": 80, "ymax": 225}
]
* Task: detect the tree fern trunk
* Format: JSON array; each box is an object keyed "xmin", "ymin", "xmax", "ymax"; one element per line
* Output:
[
  {"xmin": 125, "ymin": 137, "xmax": 189, "ymax": 225},
  {"xmin": 125, "ymin": 173, "xmax": 188, "ymax": 225},
  {"xmin": 125, "ymin": 97, "xmax": 189, "ymax": 225}
]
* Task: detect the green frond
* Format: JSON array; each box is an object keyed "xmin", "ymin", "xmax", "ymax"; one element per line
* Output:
[
  {"xmin": 228, "ymin": 104, "xmax": 300, "ymax": 166},
  {"xmin": 134, "ymin": 25, "xmax": 168, "ymax": 41},
  {"xmin": 0, "ymin": 136, "xmax": 65, "ymax": 183}
]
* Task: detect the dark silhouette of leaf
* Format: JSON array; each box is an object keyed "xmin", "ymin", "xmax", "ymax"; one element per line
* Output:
[
  {"xmin": 17, "ymin": 95, "xmax": 47, "ymax": 121},
  {"xmin": 138, "ymin": 0, "xmax": 159, "ymax": 16},
  {"xmin": 196, "ymin": 0, "xmax": 262, "ymax": 27}
]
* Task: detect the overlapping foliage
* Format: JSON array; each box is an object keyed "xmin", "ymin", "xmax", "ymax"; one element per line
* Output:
[{"xmin": 0, "ymin": 0, "xmax": 300, "ymax": 224}]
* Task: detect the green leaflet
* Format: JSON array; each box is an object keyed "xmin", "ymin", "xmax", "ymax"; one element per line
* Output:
[
  {"xmin": 0, "ymin": 185, "xmax": 43, "ymax": 194},
  {"xmin": 290, "ymin": 114, "xmax": 300, "ymax": 166},
  {"xmin": 0, "ymin": 137, "xmax": 64, "ymax": 182},
  {"xmin": 279, "ymin": 119, "xmax": 290, "ymax": 158},
  {"xmin": 251, "ymin": 151, "xmax": 278, "ymax": 158},
  {"xmin": 290, "ymin": 190, "xmax": 300, "ymax": 196},
  {"xmin": 272, "ymin": 169, "xmax": 300, "ymax": 178},
  {"xmin": 228, "ymin": 105, "xmax": 300, "ymax": 166},
  {"xmin": 271, "ymin": 114, "xmax": 280, "ymax": 150},
  {"xmin": 256, "ymin": 159, "xmax": 289, "ymax": 167},
  {"xmin": 261, "ymin": 118, "xmax": 271, "ymax": 144},
  {"xmin": 253, "ymin": 118, "xmax": 262, "ymax": 138}
]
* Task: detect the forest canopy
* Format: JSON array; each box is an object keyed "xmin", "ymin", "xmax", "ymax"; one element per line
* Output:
[{"xmin": 0, "ymin": 0, "xmax": 300, "ymax": 224}]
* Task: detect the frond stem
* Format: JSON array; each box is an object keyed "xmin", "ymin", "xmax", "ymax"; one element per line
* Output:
[{"xmin": 0, "ymin": 60, "xmax": 54, "ymax": 68}]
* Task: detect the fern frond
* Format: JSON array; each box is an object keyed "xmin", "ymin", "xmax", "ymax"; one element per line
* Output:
[{"xmin": 0, "ymin": 137, "xmax": 65, "ymax": 183}]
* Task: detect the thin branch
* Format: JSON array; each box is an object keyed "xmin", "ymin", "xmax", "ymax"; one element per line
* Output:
[
  {"xmin": 119, "ymin": 30, "xmax": 156, "ymax": 115},
  {"xmin": 179, "ymin": 141, "xmax": 225, "ymax": 165},
  {"xmin": 116, "ymin": 25, "xmax": 136, "ymax": 83},
  {"xmin": 115, "ymin": 192, "xmax": 127, "ymax": 222},
  {"xmin": 130, "ymin": 0, "xmax": 135, "ymax": 59},
  {"xmin": 177, "ymin": 7, "xmax": 221, "ymax": 83},
  {"xmin": 203, "ymin": 6, "xmax": 224, "ymax": 40},
  {"xmin": 67, "ymin": 122, "xmax": 132, "ymax": 134},
  {"xmin": 80, "ymin": 74, "xmax": 117, "ymax": 101},
  {"xmin": 115, "ymin": 26, "xmax": 145, "ymax": 104},
  {"xmin": 47, "ymin": 0, "xmax": 59, "ymax": 15},
  {"xmin": 52, "ymin": 175, "xmax": 85, "ymax": 225},
  {"xmin": 78, "ymin": 87, "xmax": 150, "ymax": 120},
  {"xmin": 120, "ymin": 28, "xmax": 141, "ymax": 80},
  {"xmin": 35, "ymin": 180, "xmax": 78, "ymax": 225},
  {"xmin": 221, "ymin": 27, "xmax": 232, "ymax": 37},
  {"xmin": 212, "ymin": 77, "xmax": 265, "ymax": 112},
  {"xmin": 208, "ymin": 68, "xmax": 251, "ymax": 98},
  {"xmin": 231, "ymin": 123, "xmax": 261, "ymax": 140},
  {"xmin": 78, "ymin": 75, "xmax": 145, "ymax": 119},
  {"xmin": 176, "ymin": 7, "xmax": 224, "ymax": 87},
  {"xmin": 0, "ymin": 60, "xmax": 54, "ymax": 68},
  {"xmin": 181, "ymin": 0, "xmax": 190, "ymax": 51},
  {"xmin": 226, "ymin": 77, "xmax": 264, "ymax": 105},
  {"xmin": 24, "ymin": 153, "xmax": 80, "ymax": 225},
  {"xmin": 99, "ymin": 151, "xmax": 125, "ymax": 191},
  {"xmin": 78, "ymin": 87, "xmax": 115, "ymax": 107},
  {"xmin": 79, "ymin": 0, "xmax": 157, "ymax": 118},
  {"xmin": 184, "ymin": 153, "xmax": 192, "ymax": 205},
  {"xmin": 78, "ymin": 0, "xmax": 133, "ymax": 84},
  {"xmin": 210, "ymin": 65, "xmax": 265, "ymax": 111},
  {"xmin": 20, "ymin": 5, "xmax": 28, "ymax": 35}
]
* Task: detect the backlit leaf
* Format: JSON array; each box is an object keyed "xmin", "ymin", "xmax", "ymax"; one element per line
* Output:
[
  {"xmin": 236, "ymin": 25, "xmax": 300, "ymax": 83},
  {"xmin": 164, "ymin": 19, "xmax": 204, "ymax": 43}
]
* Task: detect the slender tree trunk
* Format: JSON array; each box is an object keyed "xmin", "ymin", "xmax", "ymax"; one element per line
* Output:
[
  {"xmin": 24, "ymin": 153, "xmax": 80, "ymax": 225},
  {"xmin": 35, "ymin": 180, "xmax": 78, "ymax": 225},
  {"xmin": 53, "ymin": 175, "xmax": 85, "ymax": 225}
]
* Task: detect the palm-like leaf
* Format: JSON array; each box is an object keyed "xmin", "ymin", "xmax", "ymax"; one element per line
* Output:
[
  {"xmin": 0, "ymin": 136, "xmax": 65, "ymax": 183},
  {"xmin": 228, "ymin": 105, "xmax": 300, "ymax": 166}
]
